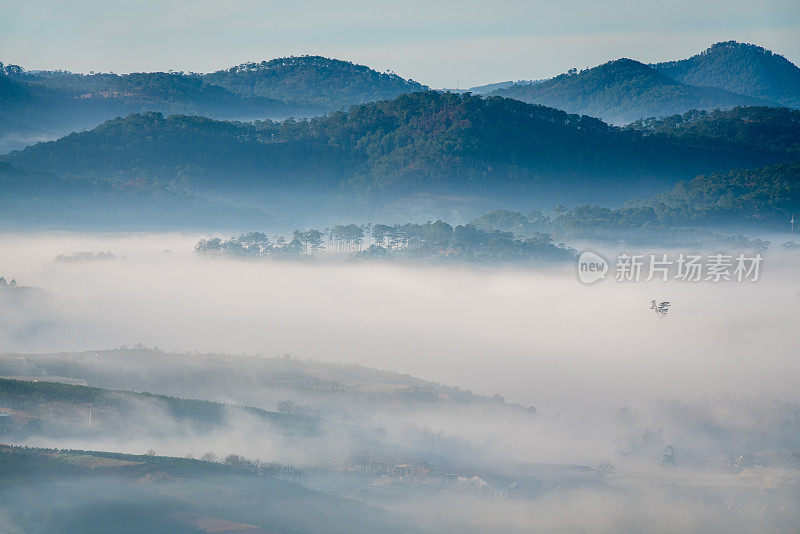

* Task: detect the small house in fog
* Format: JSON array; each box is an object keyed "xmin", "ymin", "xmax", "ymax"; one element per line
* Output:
[{"xmin": 390, "ymin": 463, "xmax": 415, "ymax": 479}]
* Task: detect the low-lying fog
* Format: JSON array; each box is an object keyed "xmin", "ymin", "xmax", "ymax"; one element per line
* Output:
[{"xmin": 1, "ymin": 231, "xmax": 799, "ymax": 417}]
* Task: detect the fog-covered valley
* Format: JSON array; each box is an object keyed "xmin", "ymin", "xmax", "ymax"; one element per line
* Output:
[
  {"xmin": 2, "ymin": 232, "xmax": 799, "ymax": 412},
  {"xmin": 1, "ymin": 231, "xmax": 798, "ymax": 532},
  {"xmin": 3, "ymin": 3, "xmax": 800, "ymax": 530}
]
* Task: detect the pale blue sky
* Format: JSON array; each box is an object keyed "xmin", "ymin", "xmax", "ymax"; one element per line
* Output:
[{"xmin": 2, "ymin": 0, "xmax": 799, "ymax": 88}]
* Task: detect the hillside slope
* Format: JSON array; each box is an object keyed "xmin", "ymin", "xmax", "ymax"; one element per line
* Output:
[
  {"xmin": 203, "ymin": 55, "xmax": 427, "ymax": 109},
  {"xmin": 652, "ymin": 41, "xmax": 800, "ymax": 109},
  {"xmin": 626, "ymin": 106, "xmax": 800, "ymax": 158},
  {"xmin": 491, "ymin": 58, "xmax": 764, "ymax": 124},
  {"xmin": 7, "ymin": 93, "xmax": 793, "ymax": 222},
  {"xmin": 0, "ymin": 56, "xmax": 428, "ymax": 153},
  {"xmin": 0, "ymin": 444, "xmax": 415, "ymax": 534}
]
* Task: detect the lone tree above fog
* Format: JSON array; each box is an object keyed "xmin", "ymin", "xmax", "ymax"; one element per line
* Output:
[{"xmin": 650, "ymin": 300, "xmax": 671, "ymax": 317}]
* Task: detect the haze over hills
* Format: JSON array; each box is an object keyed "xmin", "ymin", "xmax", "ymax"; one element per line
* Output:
[
  {"xmin": 652, "ymin": 41, "xmax": 800, "ymax": 109},
  {"xmin": 6, "ymin": 93, "xmax": 796, "ymax": 225},
  {"xmin": 2, "ymin": 42, "xmax": 799, "ymax": 229},
  {"xmin": 5, "ymin": 3, "xmax": 800, "ymax": 531},
  {"xmin": 0, "ymin": 65, "xmax": 287, "ymax": 153},
  {"xmin": 0, "ymin": 56, "xmax": 428, "ymax": 153},
  {"xmin": 0, "ymin": 161, "xmax": 272, "ymax": 231},
  {"xmin": 470, "ymin": 160, "xmax": 800, "ymax": 247},
  {"xmin": 0, "ymin": 444, "xmax": 417, "ymax": 534},
  {"xmin": 3, "ymin": 41, "xmax": 798, "ymax": 155},
  {"xmin": 491, "ymin": 58, "xmax": 766, "ymax": 125}
]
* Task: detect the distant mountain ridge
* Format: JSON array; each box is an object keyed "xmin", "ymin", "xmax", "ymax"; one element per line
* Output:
[
  {"xmin": 203, "ymin": 55, "xmax": 427, "ymax": 108},
  {"xmin": 0, "ymin": 55, "xmax": 428, "ymax": 153},
  {"xmin": 489, "ymin": 41, "xmax": 800, "ymax": 124},
  {"xmin": 2, "ymin": 42, "xmax": 797, "ymax": 154},
  {"xmin": 491, "ymin": 57, "xmax": 766, "ymax": 124},
  {"xmin": 652, "ymin": 41, "xmax": 800, "ymax": 109}
]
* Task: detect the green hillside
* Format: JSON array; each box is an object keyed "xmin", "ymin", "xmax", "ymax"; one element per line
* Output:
[
  {"xmin": 7, "ymin": 93, "xmax": 793, "ymax": 218},
  {"xmin": 0, "ymin": 56, "xmax": 428, "ymax": 154},
  {"xmin": 0, "ymin": 445, "xmax": 416, "ymax": 534},
  {"xmin": 652, "ymin": 41, "xmax": 800, "ymax": 109},
  {"xmin": 491, "ymin": 58, "xmax": 763, "ymax": 124},
  {"xmin": 203, "ymin": 55, "xmax": 427, "ymax": 109},
  {"xmin": 626, "ymin": 106, "xmax": 800, "ymax": 158}
]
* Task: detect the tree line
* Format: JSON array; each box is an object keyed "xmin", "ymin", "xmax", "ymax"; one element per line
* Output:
[{"xmin": 194, "ymin": 220, "xmax": 575, "ymax": 264}]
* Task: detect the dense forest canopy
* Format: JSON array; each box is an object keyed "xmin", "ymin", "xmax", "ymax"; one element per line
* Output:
[
  {"xmin": 626, "ymin": 106, "xmax": 800, "ymax": 158},
  {"xmin": 638, "ymin": 162, "xmax": 800, "ymax": 226},
  {"xmin": 7, "ymin": 93, "xmax": 795, "ymax": 219},
  {"xmin": 195, "ymin": 220, "xmax": 575, "ymax": 265},
  {"xmin": 467, "ymin": 162, "xmax": 799, "ymax": 245}
]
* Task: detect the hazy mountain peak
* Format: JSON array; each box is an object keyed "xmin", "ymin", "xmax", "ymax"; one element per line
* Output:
[
  {"xmin": 704, "ymin": 40, "xmax": 777, "ymax": 56},
  {"xmin": 204, "ymin": 54, "xmax": 427, "ymax": 109},
  {"xmin": 574, "ymin": 57, "xmax": 678, "ymax": 86},
  {"xmin": 652, "ymin": 40, "xmax": 800, "ymax": 108},
  {"xmin": 489, "ymin": 56, "xmax": 759, "ymax": 124},
  {"xmin": 222, "ymin": 55, "xmax": 403, "ymax": 77}
]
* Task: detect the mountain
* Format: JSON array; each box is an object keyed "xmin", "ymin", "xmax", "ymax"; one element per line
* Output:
[
  {"xmin": 652, "ymin": 41, "xmax": 800, "ymax": 109},
  {"xmin": 9, "ymin": 92, "xmax": 790, "ymax": 220},
  {"xmin": 0, "ymin": 56, "xmax": 427, "ymax": 153},
  {"xmin": 0, "ymin": 66, "xmax": 113, "ymax": 153},
  {"xmin": 6, "ymin": 93, "xmax": 797, "ymax": 224},
  {"xmin": 1, "ymin": 66, "xmax": 286, "ymax": 154},
  {"xmin": 491, "ymin": 58, "xmax": 764, "ymax": 124},
  {"xmin": 203, "ymin": 55, "xmax": 428, "ymax": 109}
]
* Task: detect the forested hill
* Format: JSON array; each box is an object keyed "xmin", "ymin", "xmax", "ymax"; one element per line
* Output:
[
  {"xmin": 0, "ymin": 56, "xmax": 427, "ymax": 153},
  {"xmin": 203, "ymin": 55, "xmax": 428, "ymax": 109},
  {"xmin": 0, "ymin": 64, "xmax": 295, "ymax": 154},
  {"xmin": 461, "ymin": 162, "xmax": 798, "ymax": 249},
  {"xmin": 6, "ymin": 56, "xmax": 427, "ymax": 117},
  {"xmin": 7, "ymin": 93, "xmax": 796, "ymax": 222},
  {"xmin": 640, "ymin": 162, "xmax": 800, "ymax": 227},
  {"xmin": 652, "ymin": 41, "xmax": 800, "ymax": 109},
  {"xmin": 490, "ymin": 58, "xmax": 764, "ymax": 124},
  {"xmin": 3, "ymin": 43, "xmax": 795, "ymax": 156},
  {"xmin": 626, "ymin": 107, "xmax": 800, "ymax": 158}
]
